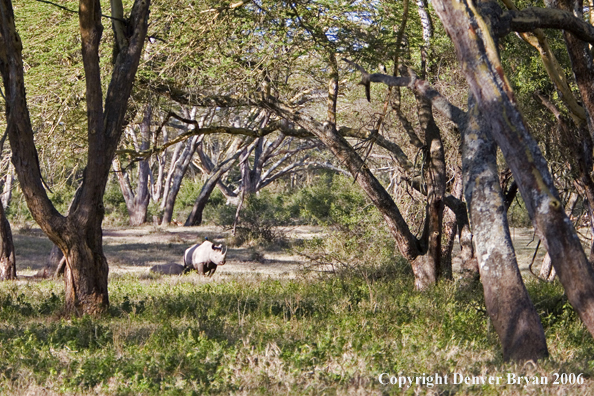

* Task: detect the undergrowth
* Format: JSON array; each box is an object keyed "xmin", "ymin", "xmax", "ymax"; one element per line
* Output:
[{"xmin": 0, "ymin": 273, "xmax": 592, "ymax": 395}]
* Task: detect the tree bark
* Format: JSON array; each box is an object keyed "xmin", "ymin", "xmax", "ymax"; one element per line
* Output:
[
  {"xmin": 416, "ymin": 84, "xmax": 447, "ymax": 281},
  {"xmin": 539, "ymin": 253, "xmax": 556, "ymax": 281},
  {"xmin": 161, "ymin": 135, "xmax": 201, "ymax": 225},
  {"xmin": 433, "ymin": 0, "xmax": 594, "ymax": 339},
  {"xmin": 185, "ymin": 149, "xmax": 244, "ymax": 226},
  {"xmin": 0, "ymin": 0, "xmax": 150, "ymax": 314},
  {"xmin": 264, "ymin": 101, "xmax": 430, "ymax": 285},
  {"xmin": 546, "ymin": 0, "xmax": 594, "ymax": 139},
  {"xmin": 463, "ymin": 98, "xmax": 548, "ymax": 361},
  {"xmin": 0, "ymin": 201, "xmax": 15, "ymax": 280},
  {"xmin": 114, "ymin": 105, "xmax": 152, "ymax": 226}
]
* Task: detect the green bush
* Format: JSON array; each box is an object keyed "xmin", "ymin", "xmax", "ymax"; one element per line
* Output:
[
  {"xmin": 508, "ymin": 194, "xmax": 533, "ymax": 228},
  {"xmin": 103, "ymin": 179, "xmax": 129, "ymax": 226}
]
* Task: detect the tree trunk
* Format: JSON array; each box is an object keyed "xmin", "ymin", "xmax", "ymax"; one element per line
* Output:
[
  {"xmin": 0, "ymin": 201, "xmax": 15, "ymax": 280},
  {"xmin": 113, "ymin": 105, "xmax": 152, "ymax": 226},
  {"xmin": 59, "ymin": 217, "xmax": 109, "ymax": 315},
  {"xmin": 0, "ymin": 0, "xmax": 150, "ymax": 314},
  {"xmin": 463, "ymin": 99, "xmax": 548, "ymax": 361},
  {"xmin": 161, "ymin": 136, "xmax": 201, "ymax": 225},
  {"xmin": 433, "ymin": 0, "xmax": 594, "ymax": 341},
  {"xmin": 539, "ymin": 253, "xmax": 556, "ymax": 281},
  {"xmin": 185, "ymin": 154, "xmax": 242, "ymax": 226},
  {"xmin": 547, "ymin": 0, "xmax": 594, "ymax": 140},
  {"xmin": 416, "ymin": 88, "xmax": 446, "ymax": 281},
  {"xmin": 130, "ymin": 105, "xmax": 152, "ymax": 225},
  {"xmin": 185, "ymin": 174, "xmax": 220, "ymax": 226},
  {"xmin": 1, "ymin": 163, "xmax": 13, "ymax": 209},
  {"xmin": 264, "ymin": 102, "xmax": 428, "ymax": 286}
]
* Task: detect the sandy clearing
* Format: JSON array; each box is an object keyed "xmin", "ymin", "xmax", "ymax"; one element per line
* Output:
[{"xmin": 11, "ymin": 225, "xmax": 592, "ymax": 280}]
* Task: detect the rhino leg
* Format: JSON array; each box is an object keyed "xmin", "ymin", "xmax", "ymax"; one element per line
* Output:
[
  {"xmin": 204, "ymin": 262, "xmax": 217, "ymax": 277},
  {"xmin": 196, "ymin": 262, "xmax": 206, "ymax": 275}
]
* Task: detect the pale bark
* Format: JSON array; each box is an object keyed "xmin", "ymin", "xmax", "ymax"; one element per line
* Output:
[
  {"xmin": 463, "ymin": 99, "xmax": 548, "ymax": 361},
  {"xmin": 113, "ymin": 105, "xmax": 152, "ymax": 226},
  {"xmin": 161, "ymin": 135, "xmax": 201, "ymax": 225},
  {"xmin": 433, "ymin": 0, "xmax": 594, "ymax": 340}
]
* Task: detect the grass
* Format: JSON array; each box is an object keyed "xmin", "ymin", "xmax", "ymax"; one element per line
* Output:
[{"xmin": 0, "ymin": 265, "xmax": 592, "ymax": 395}]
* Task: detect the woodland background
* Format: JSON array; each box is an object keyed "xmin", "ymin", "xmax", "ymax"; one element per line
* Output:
[{"xmin": 0, "ymin": 0, "xmax": 594, "ymax": 394}]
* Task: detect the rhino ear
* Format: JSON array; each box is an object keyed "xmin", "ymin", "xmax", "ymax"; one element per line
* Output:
[{"xmin": 212, "ymin": 244, "xmax": 222, "ymax": 251}]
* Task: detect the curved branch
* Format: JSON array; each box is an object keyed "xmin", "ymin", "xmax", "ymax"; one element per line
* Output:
[
  {"xmin": 343, "ymin": 59, "xmax": 467, "ymax": 127},
  {"xmin": 506, "ymin": 8, "xmax": 594, "ymax": 43}
]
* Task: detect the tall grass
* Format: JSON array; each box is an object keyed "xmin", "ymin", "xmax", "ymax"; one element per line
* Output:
[{"xmin": 0, "ymin": 271, "xmax": 592, "ymax": 395}]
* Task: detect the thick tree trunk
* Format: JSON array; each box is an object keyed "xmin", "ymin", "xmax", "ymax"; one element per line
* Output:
[
  {"xmin": 463, "ymin": 99, "xmax": 548, "ymax": 361},
  {"xmin": 0, "ymin": 0, "xmax": 150, "ymax": 314},
  {"xmin": 433, "ymin": 0, "xmax": 594, "ymax": 339},
  {"xmin": 57, "ymin": 216, "xmax": 109, "ymax": 314}
]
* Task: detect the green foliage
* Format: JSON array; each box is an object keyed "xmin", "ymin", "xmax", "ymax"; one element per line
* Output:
[
  {"xmin": 103, "ymin": 179, "xmax": 129, "ymax": 226},
  {"xmin": 292, "ymin": 174, "xmax": 368, "ymax": 226},
  {"xmin": 296, "ymin": 180, "xmax": 407, "ymax": 282},
  {"xmin": 0, "ymin": 272, "xmax": 591, "ymax": 394},
  {"xmin": 4, "ymin": 188, "xmax": 33, "ymax": 224},
  {"xmin": 508, "ymin": 194, "xmax": 533, "ymax": 228}
]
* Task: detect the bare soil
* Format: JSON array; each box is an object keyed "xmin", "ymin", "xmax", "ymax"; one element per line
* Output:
[
  {"xmin": 13, "ymin": 225, "xmax": 319, "ymax": 279},
  {"xmin": 12, "ymin": 225, "xmax": 593, "ymax": 280}
]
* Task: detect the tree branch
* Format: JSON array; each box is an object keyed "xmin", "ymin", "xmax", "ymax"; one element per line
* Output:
[
  {"xmin": 505, "ymin": 8, "xmax": 594, "ymax": 43},
  {"xmin": 343, "ymin": 59, "xmax": 467, "ymax": 127}
]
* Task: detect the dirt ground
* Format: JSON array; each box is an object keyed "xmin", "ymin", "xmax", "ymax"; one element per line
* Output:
[
  {"xmin": 11, "ymin": 225, "xmax": 593, "ymax": 280},
  {"xmin": 13, "ymin": 225, "xmax": 319, "ymax": 279}
]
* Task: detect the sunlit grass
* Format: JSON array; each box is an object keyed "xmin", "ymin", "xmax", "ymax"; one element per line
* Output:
[{"xmin": 0, "ymin": 267, "xmax": 591, "ymax": 395}]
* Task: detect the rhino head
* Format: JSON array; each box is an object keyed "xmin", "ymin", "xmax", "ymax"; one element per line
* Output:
[{"xmin": 210, "ymin": 244, "xmax": 227, "ymax": 265}]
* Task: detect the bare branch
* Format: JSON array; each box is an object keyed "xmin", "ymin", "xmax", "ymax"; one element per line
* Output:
[
  {"xmin": 506, "ymin": 8, "xmax": 594, "ymax": 43},
  {"xmin": 343, "ymin": 59, "xmax": 467, "ymax": 126}
]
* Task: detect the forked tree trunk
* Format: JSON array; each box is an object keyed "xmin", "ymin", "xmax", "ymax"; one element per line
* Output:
[
  {"xmin": 185, "ymin": 155, "xmax": 241, "ymax": 226},
  {"xmin": 161, "ymin": 135, "xmax": 201, "ymax": 226},
  {"xmin": 0, "ymin": 0, "xmax": 150, "ymax": 314},
  {"xmin": 113, "ymin": 105, "xmax": 152, "ymax": 226},
  {"xmin": 433, "ymin": 0, "xmax": 594, "ymax": 339},
  {"xmin": 463, "ymin": 99, "xmax": 548, "ymax": 361}
]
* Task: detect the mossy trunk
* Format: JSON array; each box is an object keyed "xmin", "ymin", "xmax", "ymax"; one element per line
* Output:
[{"xmin": 463, "ymin": 99, "xmax": 548, "ymax": 361}]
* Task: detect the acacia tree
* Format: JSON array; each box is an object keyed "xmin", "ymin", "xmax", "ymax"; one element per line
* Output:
[
  {"xmin": 423, "ymin": 0, "xmax": 594, "ymax": 348},
  {"xmin": 0, "ymin": 0, "xmax": 150, "ymax": 313}
]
